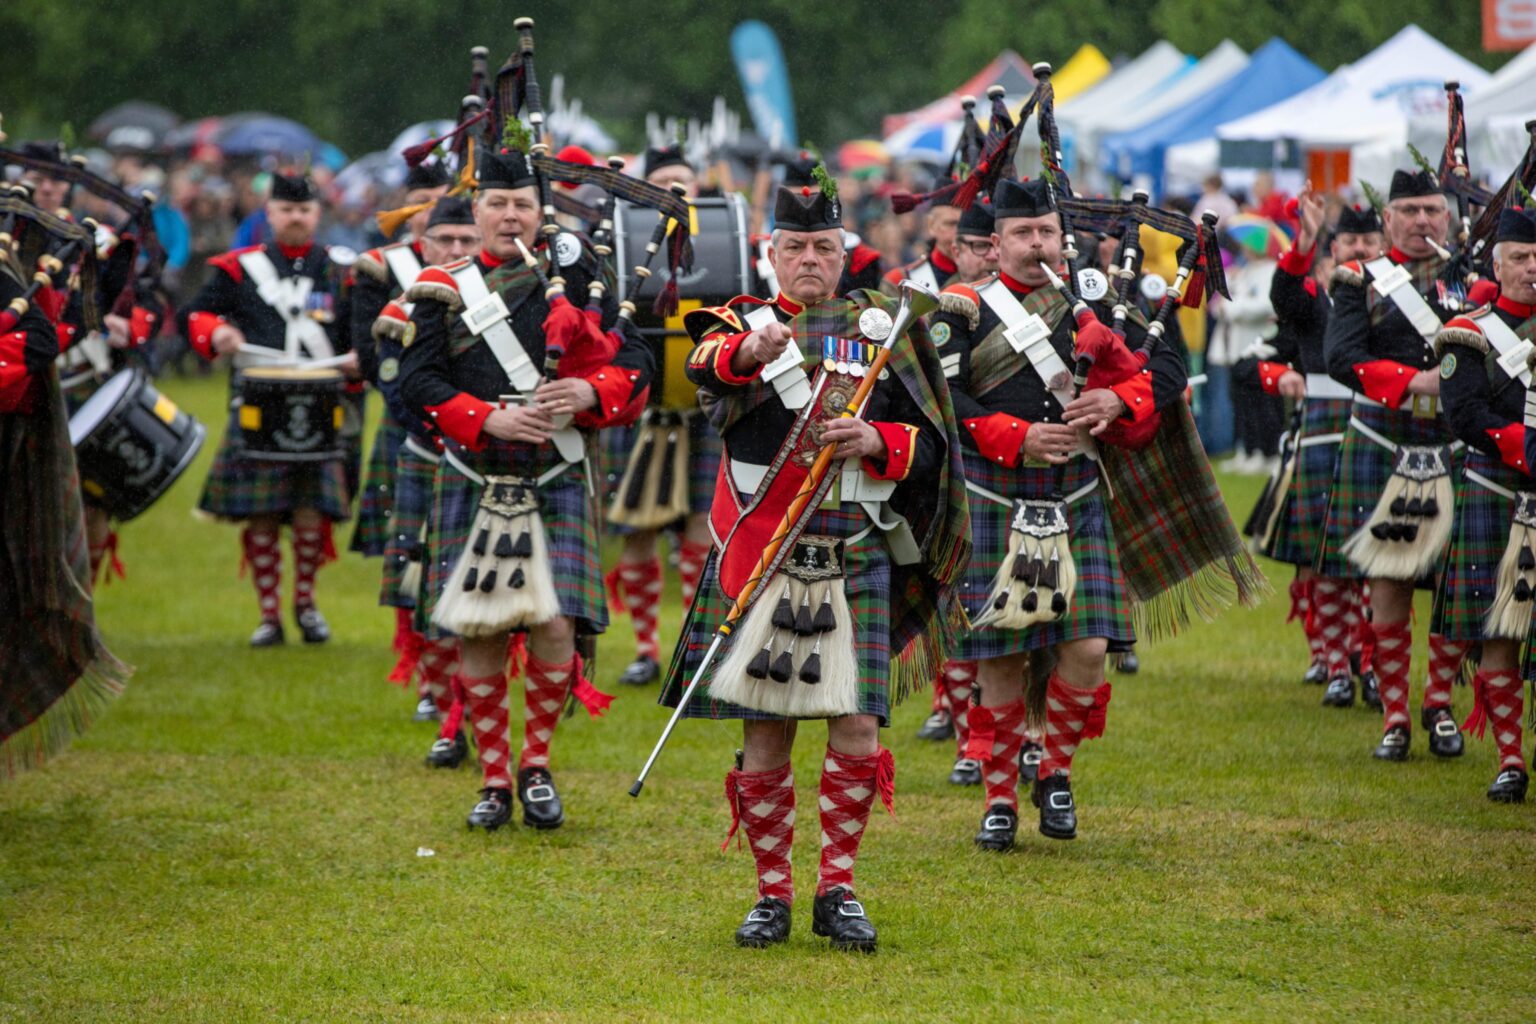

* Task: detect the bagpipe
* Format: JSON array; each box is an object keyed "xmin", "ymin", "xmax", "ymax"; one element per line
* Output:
[{"xmin": 0, "ymin": 144, "xmax": 167, "ymax": 334}]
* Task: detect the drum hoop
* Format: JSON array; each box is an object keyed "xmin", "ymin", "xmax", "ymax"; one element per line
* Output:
[{"xmin": 68, "ymin": 367, "xmax": 139, "ymax": 447}]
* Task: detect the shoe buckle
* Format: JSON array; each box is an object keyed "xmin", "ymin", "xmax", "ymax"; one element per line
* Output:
[
  {"xmin": 983, "ymin": 814, "xmax": 1013, "ymax": 831},
  {"xmin": 1433, "ymin": 719, "xmax": 1459, "ymax": 738},
  {"xmin": 473, "ymin": 799, "xmax": 500, "ymax": 814},
  {"xmin": 745, "ymin": 908, "xmax": 776, "ymax": 924},
  {"xmin": 1047, "ymin": 792, "xmax": 1074, "ymax": 810},
  {"xmin": 524, "ymin": 783, "xmax": 556, "ymax": 803},
  {"xmin": 955, "ymin": 758, "xmax": 980, "ymax": 771},
  {"xmin": 1021, "ymin": 749, "xmax": 1043, "ymax": 767},
  {"xmin": 1382, "ymin": 731, "xmax": 1408, "ymax": 747},
  {"xmin": 837, "ymin": 899, "xmax": 866, "ymax": 918}
]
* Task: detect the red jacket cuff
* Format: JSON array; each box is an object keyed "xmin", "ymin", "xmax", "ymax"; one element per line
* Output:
[
  {"xmin": 129, "ymin": 305, "xmax": 158, "ymax": 347},
  {"xmin": 575, "ymin": 365, "xmax": 649, "ymax": 428},
  {"xmin": 0, "ymin": 332, "xmax": 37, "ymax": 414},
  {"xmin": 864, "ymin": 421, "xmax": 919, "ymax": 481},
  {"xmin": 1257, "ymin": 361, "xmax": 1291, "ymax": 397},
  {"xmin": 1488, "ymin": 424, "xmax": 1529, "ymax": 475},
  {"xmin": 1108, "ymin": 370, "xmax": 1157, "ymax": 424},
  {"xmin": 55, "ymin": 321, "xmax": 80, "ymax": 353},
  {"xmin": 695, "ymin": 331, "xmax": 763, "ymax": 385},
  {"xmin": 1278, "ymin": 243, "xmax": 1315, "ymax": 277},
  {"xmin": 426, "ymin": 393, "xmax": 493, "ymax": 449},
  {"xmin": 187, "ymin": 312, "xmax": 226, "ymax": 360},
  {"xmin": 964, "ymin": 412, "xmax": 1030, "ymax": 467},
  {"xmin": 1353, "ymin": 360, "xmax": 1416, "ymax": 408}
]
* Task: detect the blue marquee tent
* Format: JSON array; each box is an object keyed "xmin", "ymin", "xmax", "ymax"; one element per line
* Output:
[{"xmin": 1099, "ymin": 39, "xmax": 1325, "ymax": 195}]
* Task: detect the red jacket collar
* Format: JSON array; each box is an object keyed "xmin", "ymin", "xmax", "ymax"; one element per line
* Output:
[
  {"xmin": 774, "ymin": 292, "xmax": 805, "ymax": 316},
  {"xmin": 998, "ymin": 268, "xmax": 1036, "ymax": 295},
  {"xmin": 929, "ymin": 247, "xmax": 957, "ymax": 276},
  {"xmin": 1496, "ymin": 293, "xmax": 1536, "ymax": 319},
  {"xmin": 479, "ymin": 248, "xmax": 507, "ymax": 269},
  {"xmin": 277, "ymin": 242, "xmax": 314, "ymax": 261}
]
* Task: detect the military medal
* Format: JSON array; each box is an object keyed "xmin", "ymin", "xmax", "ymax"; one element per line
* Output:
[
  {"xmin": 836, "ymin": 338, "xmax": 849, "ymax": 375},
  {"xmin": 823, "ymin": 336, "xmax": 837, "ymax": 372},
  {"xmin": 851, "ymin": 340, "xmax": 866, "ymax": 377},
  {"xmin": 858, "ymin": 306, "xmax": 894, "ymax": 341}
]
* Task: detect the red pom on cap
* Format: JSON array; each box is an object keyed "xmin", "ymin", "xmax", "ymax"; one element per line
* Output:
[
  {"xmin": 1283, "ymin": 197, "xmax": 1299, "ymax": 218},
  {"xmin": 1353, "ymin": 203, "xmax": 1361, "ymax": 211},
  {"xmin": 801, "ymin": 186, "xmax": 812, "ymax": 196}
]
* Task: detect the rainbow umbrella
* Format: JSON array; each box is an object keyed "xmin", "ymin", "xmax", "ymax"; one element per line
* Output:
[
  {"xmin": 1223, "ymin": 213, "xmax": 1290, "ymax": 260},
  {"xmin": 837, "ymin": 139, "xmax": 890, "ymax": 175}
]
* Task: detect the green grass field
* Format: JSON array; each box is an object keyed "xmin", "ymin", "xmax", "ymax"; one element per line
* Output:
[{"xmin": 3, "ymin": 372, "xmax": 1534, "ymax": 1023}]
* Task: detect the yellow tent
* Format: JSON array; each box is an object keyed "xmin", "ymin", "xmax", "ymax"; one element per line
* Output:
[
  {"xmin": 1008, "ymin": 44, "xmax": 1111, "ymax": 119},
  {"xmin": 1052, "ymin": 45, "xmax": 1112, "ymax": 104}
]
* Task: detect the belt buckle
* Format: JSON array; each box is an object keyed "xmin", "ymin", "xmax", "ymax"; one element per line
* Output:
[{"xmin": 1410, "ymin": 394, "xmax": 1436, "ymax": 419}]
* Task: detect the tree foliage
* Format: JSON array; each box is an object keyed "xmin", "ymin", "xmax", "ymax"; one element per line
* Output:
[{"xmin": 0, "ymin": 0, "xmax": 1500, "ymax": 158}]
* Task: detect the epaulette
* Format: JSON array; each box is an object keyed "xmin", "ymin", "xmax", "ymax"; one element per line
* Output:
[
  {"xmin": 1332, "ymin": 260, "xmax": 1365, "ymax": 289},
  {"xmin": 849, "ymin": 242, "xmax": 882, "ymax": 275},
  {"xmin": 937, "ymin": 282, "xmax": 981, "ymax": 330},
  {"xmin": 372, "ymin": 299, "xmax": 411, "ymax": 343},
  {"xmin": 682, "ymin": 300, "xmax": 749, "ymax": 342},
  {"xmin": 881, "ymin": 264, "xmax": 905, "ymax": 285},
  {"xmin": 353, "ymin": 246, "xmax": 392, "ymax": 283},
  {"xmin": 206, "ymin": 244, "xmax": 265, "ymax": 284},
  {"xmin": 1433, "ymin": 315, "xmax": 1489, "ymax": 357},
  {"xmin": 407, "ymin": 263, "xmax": 467, "ymax": 311}
]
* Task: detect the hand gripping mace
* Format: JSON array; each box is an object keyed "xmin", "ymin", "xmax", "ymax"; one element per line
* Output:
[{"xmin": 629, "ymin": 279, "xmax": 941, "ymax": 796}]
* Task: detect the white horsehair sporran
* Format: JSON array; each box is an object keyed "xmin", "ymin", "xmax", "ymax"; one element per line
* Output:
[{"xmin": 712, "ymin": 534, "xmax": 857, "ymax": 718}]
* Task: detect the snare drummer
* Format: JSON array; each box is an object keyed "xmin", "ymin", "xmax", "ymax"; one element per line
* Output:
[
  {"xmin": 179, "ymin": 171, "xmax": 357, "ymax": 647},
  {"xmin": 399, "ymin": 145, "xmax": 652, "ymax": 832}
]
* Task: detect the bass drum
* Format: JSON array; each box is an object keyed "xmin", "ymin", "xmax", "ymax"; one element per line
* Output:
[
  {"xmin": 613, "ymin": 193, "xmax": 751, "ymax": 409},
  {"xmin": 69, "ymin": 368, "xmax": 207, "ymax": 521}
]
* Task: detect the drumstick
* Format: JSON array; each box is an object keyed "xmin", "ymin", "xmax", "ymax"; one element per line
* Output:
[{"xmin": 236, "ymin": 345, "xmax": 354, "ymax": 371}]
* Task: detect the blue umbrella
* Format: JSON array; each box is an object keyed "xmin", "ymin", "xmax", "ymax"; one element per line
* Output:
[{"xmin": 217, "ymin": 113, "xmax": 325, "ymax": 158}]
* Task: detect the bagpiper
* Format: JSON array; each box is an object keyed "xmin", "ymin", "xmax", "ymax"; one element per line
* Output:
[
  {"xmin": 602, "ymin": 144, "xmax": 719, "ymax": 689},
  {"xmin": 1, "ymin": 176, "xmax": 129, "ymax": 773},
  {"xmin": 927, "ymin": 180, "xmax": 1191, "ymax": 853},
  {"xmin": 922, "ymin": 192, "xmax": 1002, "ymax": 786},
  {"xmin": 179, "ymin": 172, "xmax": 356, "ymax": 646},
  {"xmin": 1433, "ymin": 205, "xmax": 1536, "ymax": 802},
  {"xmin": 1241, "ymin": 187, "xmax": 1383, "ymax": 708},
  {"xmin": 399, "ymin": 144, "xmax": 651, "ymax": 831},
  {"xmin": 350, "ymin": 161, "xmax": 453, "ymax": 701},
  {"xmin": 660, "ymin": 176, "xmax": 968, "ymax": 952},
  {"xmin": 1319, "ymin": 168, "xmax": 1468, "ymax": 762},
  {"xmin": 369, "ymin": 196, "xmax": 479, "ymax": 750}
]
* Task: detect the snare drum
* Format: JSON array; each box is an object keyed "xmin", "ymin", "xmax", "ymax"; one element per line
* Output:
[
  {"xmin": 234, "ymin": 367, "xmax": 345, "ymax": 462},
  {"xmin": 69, "ymin": 368, "xmax": 207, "ymax": 521}
]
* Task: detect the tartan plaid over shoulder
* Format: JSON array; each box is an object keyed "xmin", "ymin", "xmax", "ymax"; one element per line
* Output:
[
  {"xmin": 1101, "ymin": 400, "xmax": 1271, "ymax": 641},
  {"xmin": 688, "ymin": 289, "xmax": 972, "ymax": 705}
]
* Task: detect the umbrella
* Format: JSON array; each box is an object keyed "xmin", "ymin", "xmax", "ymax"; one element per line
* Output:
[
  {"xmin": 88, "ymin": 101, "xmax": 180, "ymax": 150},
  {"xmin": 335, "ymin": 150, "xmax": 402, "ymax": 196},
  {"xmin": 217, "ymin": 113, "xmax": 325, "ymax": 158},
  {"xmin": 837, "ymin": 139, "xmax": 890, "ymax": 176},
  {"xmin": 1222, "ymin": 213, "xmax": 1290, "ymax": 260},
  {"xmin": 163, "ymin": 116, "xmax": 223, "ymax": 154},
  {"xmin": 883, "ymin": 120, "xmax": 961, "ymax": 164}
]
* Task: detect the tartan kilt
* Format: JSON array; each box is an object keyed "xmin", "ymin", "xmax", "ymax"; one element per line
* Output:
[
  {"xmin": 598, "ymin": 422, "xmax": 635, "ymax": 535},
  {"xmin": 379, "ymin": 441, "xmax": 437, "ymax": 609},
  {"xmin": 660, "ymin": 504, "xmax": 895, "ymax": 724},
  {"xmin": 197, "ymin": 412, "xmax": 350, "ymax": 522},
  {"xmin": 687, "ymin": 409, "xmax": 723, "ymax": 516},
  {"xmin": 1430, "ymin": 453, "xmax": 1530, "ymax": 644},
  {"xmin": 351, "ymin": 411, "xmax": 404, "ymax": 556},
  {"xmin": 954, "ymin": 452, "xmax": 1134, "ymax": 661},
  {"xmin": 1263, "ymin": 398, "xmax": 1351, "ymax": 567},
  {"xmin": 419, "ymin": 438, "xmax": 607, "ymax": 640},
  {"xmin": 1315, "ymin": 400, "xmax": 1454, "ymax": 582}
]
